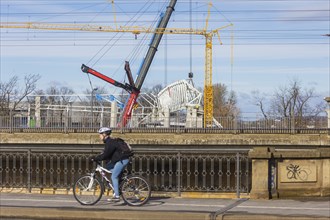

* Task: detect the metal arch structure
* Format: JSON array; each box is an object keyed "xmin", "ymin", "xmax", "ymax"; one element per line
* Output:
[
  {"xmin": 131, "ymin": 78, "xmax": 204, "ymax": 128},
  {"xmin": 155, "ymin": 79, "xmax": 222, "ymax": 128},
  {"xmin": 157, "ymin": 79, "xmax": 202, "ymax": 113}
]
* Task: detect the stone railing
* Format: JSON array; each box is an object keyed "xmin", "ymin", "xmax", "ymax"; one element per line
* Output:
[
  {"xmin": 249, "ymin": 147, "xmax": 330, "ymax": 199},
  {"xmin": 0, "ymin": 146, "xmax": 250, "ymax": 197}
]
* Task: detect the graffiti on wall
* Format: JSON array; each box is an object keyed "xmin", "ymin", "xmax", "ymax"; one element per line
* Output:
[
  {"xmin": 286, "ymin": 164, "xmax": 310, "ymax": 181},
  {"xmin": 279, "ymin": 160, "xmax": 316, "ymax": 183}
]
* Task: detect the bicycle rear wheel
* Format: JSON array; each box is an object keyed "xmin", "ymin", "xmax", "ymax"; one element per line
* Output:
[
  {"xmin": 120, "ymin": 175, "xmax": 151, "ymax": 206},
  {"xmin": 73, "ymin": 175, "xmax": 104, "ymax": 205}
]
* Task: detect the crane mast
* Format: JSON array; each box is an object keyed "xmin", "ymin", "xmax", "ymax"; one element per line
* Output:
[{"xmin": 204, "ymin": 34, "xmax": 213, "ymax": 128}]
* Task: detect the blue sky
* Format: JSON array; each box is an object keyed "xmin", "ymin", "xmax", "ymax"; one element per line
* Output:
[{"xmin": 1, "ymin": 0, "xmax": 329, "ymax": 115}]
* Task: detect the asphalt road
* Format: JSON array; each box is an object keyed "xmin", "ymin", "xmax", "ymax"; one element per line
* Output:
[{"xmin": 0, "ymin": 193, "xmax": 329, "ymax": 220}]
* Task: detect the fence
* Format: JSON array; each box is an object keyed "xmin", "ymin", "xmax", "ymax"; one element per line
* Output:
[
  {"xmin": 0, "ymin": 146, "xmax": 251, "ymax": 197},
  {"xmin": 0, "ymin": 115, "xmax": 328, "ymax": 134}
]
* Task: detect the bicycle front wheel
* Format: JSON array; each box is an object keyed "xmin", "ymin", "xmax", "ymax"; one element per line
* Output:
[
  {"xmin": 73, "ymin": 175, "xmax": 104, "ymax": 205},
  {"xmin": 120, "ymin": 175, "xmax": 151, "ymax": 206}
]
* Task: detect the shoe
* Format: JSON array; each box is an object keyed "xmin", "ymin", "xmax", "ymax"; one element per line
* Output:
[{"xmin": 107, "ymin": 196, "xmax": 120, "ymax": 202}]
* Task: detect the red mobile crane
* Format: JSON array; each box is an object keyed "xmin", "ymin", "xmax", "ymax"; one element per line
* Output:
[{"xmin": 81, "ymin": 0, "xmax": 177, "ymax": 127}]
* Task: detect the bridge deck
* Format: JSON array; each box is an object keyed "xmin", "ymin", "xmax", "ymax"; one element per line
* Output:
[{"xmin": 1, "ymin": 192, "xmax": 329, "ymax": 220}]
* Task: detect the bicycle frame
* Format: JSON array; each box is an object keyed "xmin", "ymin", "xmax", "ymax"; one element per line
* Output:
[
  {"xmin": 98, "ymin": 165, "xmax": 114, "ymax": 189},
  {"xmin": 88, "ymin": 164, "xmax": 114, "ymax": 192}
]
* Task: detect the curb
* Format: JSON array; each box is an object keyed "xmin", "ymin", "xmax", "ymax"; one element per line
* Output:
[
  {"xmin": 217, "ymin": 213, "xmax": 330, "ymax": 220},
  {"xmin": 0, "ymin": 207, "xmax": 209, "ymax": 220},
  {"xmin": 1, "ymin": 206, "xmax": 328, "ymax": 220},
  {"xmin": 0, "ymin": 188, "xmax": 249, "ymax": 199}
]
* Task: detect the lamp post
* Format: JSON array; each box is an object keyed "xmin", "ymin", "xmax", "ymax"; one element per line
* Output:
[
  {"xmin": 324, "ymin": 97, "xmax": 330, "ymax": 129},
  {"xmin": 91, "ymin": 88, "xmax": 98, "ymax": 128}
]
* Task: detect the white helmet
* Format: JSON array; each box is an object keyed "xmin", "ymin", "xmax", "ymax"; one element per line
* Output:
[{"xmin": 98, "ymin": 127, "xmax": 112, "ymax": 135}]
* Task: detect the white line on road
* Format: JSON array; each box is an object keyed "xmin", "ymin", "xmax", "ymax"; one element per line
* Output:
[
  {"xmin": 237, "ymin": 205, "xmax": 330, "ymax": 211},
  {"xmin": 162, "ymin": 203, "xmax": 227, "ymax": 208},
  {"xmin": 163, "ymin": 203, "xmax": 330, "ymax": 211},
  {"xmin": 0, "ymin": 198, "xmax": 226, "ymax": 207},
  {"xmin": 1, "ymin": 198, "xmax": 329, "ymax": 211},
  {"xmin": 0, "ymin": 198, "xmax": 77, "ymax": 203}
]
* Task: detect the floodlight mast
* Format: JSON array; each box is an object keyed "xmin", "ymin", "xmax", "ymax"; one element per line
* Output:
[{"xmin": 81, "ymin": 0, "xmax": 177, "ymax": 127}]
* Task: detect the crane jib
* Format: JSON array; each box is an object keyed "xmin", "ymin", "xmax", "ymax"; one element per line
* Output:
[{"xmin": 81, "ymin": 64, "xmax": 134, "ymax": 93}]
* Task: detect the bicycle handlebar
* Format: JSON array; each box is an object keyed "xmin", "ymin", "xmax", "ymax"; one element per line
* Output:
[{"xmin": 90, "ymin": 158, "xmax": 101, "ymax": 165}]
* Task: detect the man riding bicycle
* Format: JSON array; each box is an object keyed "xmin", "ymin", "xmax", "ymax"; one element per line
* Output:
[{"xmin": 91, "ymin": 127, "xmax": 130, "ymax": 202}]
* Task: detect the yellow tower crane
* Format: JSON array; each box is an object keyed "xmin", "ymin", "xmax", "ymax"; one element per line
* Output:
[{"xmin": 0, "ymin": 3, "xmax": 232, "ymax": 128}]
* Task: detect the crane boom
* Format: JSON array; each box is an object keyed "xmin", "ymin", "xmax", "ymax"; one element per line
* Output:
[
  {"xmin": 135, "ymin": 0, "xmax": 177, "ymax": 89},
  {"xmin": 120, "ymin": 0, "xmax": 177, "ymax": 127}
]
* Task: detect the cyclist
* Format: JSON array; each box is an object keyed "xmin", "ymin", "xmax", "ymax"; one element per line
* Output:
[{"xmin": 92, "ymin": 127, "xmax": 130, "ymax": 202}]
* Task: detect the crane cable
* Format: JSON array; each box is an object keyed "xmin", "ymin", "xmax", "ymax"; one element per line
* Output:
[
  {"xmin": 212, "ymin": 3, "xmax": 234, "ymax": 92},
  {"xmin": 87, "ymin": 1, "xmax": 154, "ymax": 68},
  {"xmin": 87, "ymin": 1, "xmax": 162, "ymax": 93},
  {"xmin": 84, "ymin": 3, "xmax": 113, "ymax": 91},
  {"xmin": 15, "ymin": 0, "xmax": 111, "ymax": 92},
  {"xmin": 126, "ymin": 1, "xmax": 166, "ymax": 67},
  {"xmin": 230, "ymin": 27, "xmax": 234, "ymax": 93},
  {"xmin": 110, "ymin": 0, "xmax": 161, "ymax": 80},
  {"xmin": 189, "ymin": 0, "xmax": 193, "ymax": 76},
  {"xmin": 118, "ymin": 0, "xmax": 166, "ymax": 98}
]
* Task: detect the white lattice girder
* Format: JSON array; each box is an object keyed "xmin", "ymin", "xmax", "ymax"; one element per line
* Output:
[{"xmin": 157, "ymin": 80, "xmax": 202, "ymax": 112}]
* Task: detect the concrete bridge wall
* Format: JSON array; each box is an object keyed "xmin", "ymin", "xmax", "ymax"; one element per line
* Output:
[
  {"xmin": 0, "ymin": 132, "xmax": 329, "ymax": 146},
  {"xmin": 1, "ymin": 132, "xmax": 329, "ymax": 199}
]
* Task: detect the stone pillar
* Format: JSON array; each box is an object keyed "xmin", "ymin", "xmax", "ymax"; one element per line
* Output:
[
  {"xmin": 320, "ymin": 148, "xmax": 330, "ymax": 196},
  {"xmin": 185, "ymin": 107, "xmax": 192, "ymax": 128},
  {"xmin": 130, "ymin": 109, "xmax": 138, "ymax": 128},
  {"xmin": 151, "ymin": 107, "xmax": 157, "ymax": 123},
  {"xmin": 324, "ymin": 97, "xmax": 330, "ymax": 129},
  {"xmin": 185, "ymin": 107, "xmax": 198, "ymax": 128},
  {"xmin": 110, "ymin": 102, "xmax": 118, "ymax": 128},
  {"xmin": 64, "ymin": 104, "xmax": 69, "ymax": 132},
  {"xmin": 35, "ymin": 96, "xmax": 41, "ymax": 128},
  {"xmin": 249, "ymin": 147, "xmax": 272, "ymax": 199},
  {"xmin": 196, "ymin": 107, "xmax": 203, "ymax": 128},
  {"xmin": 27, "ymin": 103, "xmax": 31, "ymax": 128},
  {"xmin": 192, "ymin": 108, "xmax": 197, "ymax": 128},
  {"xmin": 326, "ymin": 110, "xmax": 330, "ymax": 129},
  {"xmin": 163, "ymin": 108, "xmax": 170, "ymax": 128}
]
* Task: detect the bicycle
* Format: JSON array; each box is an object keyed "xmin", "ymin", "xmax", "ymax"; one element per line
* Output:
[{"xmin": 73, "ymin": 160, "xmax": 151, "ymax": 206}]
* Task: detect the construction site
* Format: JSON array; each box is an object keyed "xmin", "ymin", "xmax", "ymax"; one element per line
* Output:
[
  {"xmin": 1, "ymin": 0, "xmax": 328, "ymax": 130},
  {"xmin": 0, "ymin": 0, "xmax": 237, "ymax": 129}
]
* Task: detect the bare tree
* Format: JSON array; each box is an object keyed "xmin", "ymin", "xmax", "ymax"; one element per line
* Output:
[
  {"xmin": 29, "ymin": 84, "xmax": 75, "ymax": 127},
  {"xmin": 45, "ymin": 85, "xmax": 74, "ymax": 106},
  {"xmin": 213, "ymin": 83, "xmax": 240, "ymax": 118},
  {"xmin": 0, "ymin": 74, "xmax": 40, "ymax": 116},
  {"xmin": 83, "ymin": 86, "xmax": 108, "ymax": 104},
  {"xmin": 252, "ymin": 78, "xmax": 326, "ymax": 127},
  {"xmin": 251, "ymin": 90, "xmax": 268, "ymax": 119},
  {"xmin": 82, "ymin": 87, "xmax": 111, "ymax": 125}
]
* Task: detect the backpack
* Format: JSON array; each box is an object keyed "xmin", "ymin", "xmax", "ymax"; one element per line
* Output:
[{"xmin": 114, "ymin": 138, "xmax": 134, "ymax": 159}]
